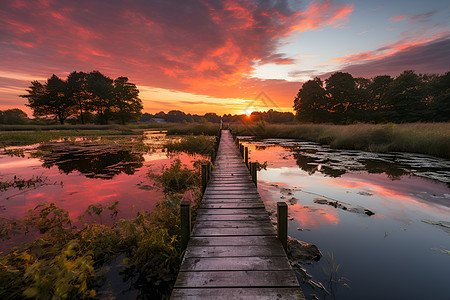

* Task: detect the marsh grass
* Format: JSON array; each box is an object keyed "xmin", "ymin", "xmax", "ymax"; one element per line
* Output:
[
  {"xmin": 0, "ymin": 130, "xmax": 140, "ymax": 147},
  {"xmin": 231, "ymin": 123, "xmax": 450, "ymax": 158},
  {"xmin": 164, "ymin": 135, "xmax": 214, "ymax": 155}
]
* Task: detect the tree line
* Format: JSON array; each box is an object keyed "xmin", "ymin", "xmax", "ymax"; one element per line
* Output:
[
  {"xmin": 21, "ymin": 71, "xmax": 143, "ymax": 124},
  {"xmin": 141, "ymin": 109, "xmax": 294, "ymax": 123},
  {"xmin": 294, "ymin": 70, "xmax": 449, "ymax": 123}
]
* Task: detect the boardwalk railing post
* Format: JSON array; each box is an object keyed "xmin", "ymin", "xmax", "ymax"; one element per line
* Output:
[
  {"xmin": 180, "ymin": 201, "xmax": 191, "ymax": 253},
  {"xmin": 201, "ymin": 164, "xmax": 208, "ymax": 194},
  {"xmin": 251, "ymin": 162, "xmax": 257, "ymax": 186},
  {"xmin": 208, "ymin": 161, "xmax": 212, "ymax": 180},
  {"xmin": 244, "ymin": 147, "xmax": 248, "ymax": 168},
  {"xmin": 277, "ymin": 202, "xmax": 288, "ymax": 252}
]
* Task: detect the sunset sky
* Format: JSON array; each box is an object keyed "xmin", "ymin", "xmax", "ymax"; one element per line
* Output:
[{"xmin": 1, "ymin": 0, "xmax": 449, "ymax": 116}]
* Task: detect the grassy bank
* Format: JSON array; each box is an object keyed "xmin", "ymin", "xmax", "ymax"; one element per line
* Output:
[
  {"xmin": 0, "ymin": 129, "xmax": 141, "ymax": 147},
  {"xmin": 230, "ymin": 123, "xmax": 450, "ymax": 159}
]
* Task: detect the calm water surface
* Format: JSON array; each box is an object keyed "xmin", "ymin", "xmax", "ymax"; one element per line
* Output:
[
  {"xmin": 241, "ymin": 138, "xmax": 450, "ymax": 300},
  {"xmin": 1, "ymin": 132, "xmax": 449, "ymax": 299},
  {"xmin": 0, "ymin": 131, "xmax": 201, "ymax": 253}
]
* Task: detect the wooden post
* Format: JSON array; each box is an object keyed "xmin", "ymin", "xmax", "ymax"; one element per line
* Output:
[
  {"xmin": 277, "ymin": 202, "xmax": 288, "ymax": 252},
  {"xmin": 244, "ymin": 147, "xmax": 248, "ymax": 167},
  {"xmin": 180, "ymin": 201, "xmax": 191, "ymax": 253},
  {"xmin": 202, "ymin": 164, "xmax": 208, "ymax": 194},
  {"xmin": 251, "ymin": 162, "xmax": 257, "ymax": 186},
  {"xmin": 210, "ymin": 149, "xmax": 215, "ymax": 163},
  {"xmin": 208, "ymin": 161, "xmax": 212, "ymax": 180}
]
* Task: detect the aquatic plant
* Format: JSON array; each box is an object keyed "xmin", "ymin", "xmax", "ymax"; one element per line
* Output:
[{"xmin": 164, "ymin": 135, "xmax": 214, "ymax": 155}]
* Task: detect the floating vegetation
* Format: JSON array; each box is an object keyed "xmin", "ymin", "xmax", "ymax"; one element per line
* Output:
[
  {"xmin": 313, "ymin": 198, "xmax": 375, "ymax": 216},
  {"xmin": 431, "ymin": 248, "xmax": 450, "ymax": 255},
  {"xmin": 422, "ymin": 219, "xmax": 450, "ymax": 235},
  {"xmin": 0, "ymin": 175, "xmax": 58, "ymax": 193}
]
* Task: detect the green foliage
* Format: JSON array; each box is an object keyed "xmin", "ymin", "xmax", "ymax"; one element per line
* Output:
[
  {"xmin": 164, "ymin": 135, "xmax": 214, "ymax": 155},
  {"xmin": 150, "ymin": 159, "xmax": 200, "ymax": 194}
]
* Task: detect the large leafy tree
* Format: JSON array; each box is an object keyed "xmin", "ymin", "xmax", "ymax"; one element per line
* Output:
[
  {"xmin": 325, "ymin": 72, "xmax": 357, "ymax": 122},
  {"xmin": 22, "ymin": 75, "xmax": 75, "ymax": 124},
  {"xmin": 112, "ymin": 77, "xmax": 143, "ymax": 124},
  {"xmin": 383, "ymin": 70, "xmax": 426, "ymax": 122},
  {"xmin": 294, "ymin": 77, "xmax": 327, "ymax": 123},
  {"xmin": 86, "ymin": 71, "xmax": 114, "ymax": 124},
  {"xmin": 67, "ymin": 71, "xmax": 90, "ymax": 124}
]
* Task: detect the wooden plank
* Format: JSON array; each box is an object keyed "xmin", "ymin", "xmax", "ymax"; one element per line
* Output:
[
  {"xmin": 203, "ymin": 194, "xmax": 261, "ymax": 199},
  {"xmin": 184, "ymin": 245, "xmax": 285, "ymax": 258},
  {"xmin": 174, "ymin": 270, "xmax": 299, "ymax": 287},
  {"xmin": 188, "ymin": 236, "xmax": 281, "ymax": 246},
  {"xmin": 171, "ymin": 288, "xmax": 305, "ymax": 300},
  {"xmin": 197, "ymin": 208, "xmax": 268, "ymax": 215},
  {"xmin": 194, "ymin": 220, "xmax": 274, "ymax": 228},
  {"xmin": 195, "ymin": 214, "xmax": 270, "ymax": 222},
  {"xmin": 180, "ymin": 256, "xmax": 292, "ymax": 271},
  {"xmin": 200, "ymin": 203, "xmax": 265, "ymax": 209},
  {"xmin": 192, "ymin": 227, "xmax": 276, "ymax": 236}
]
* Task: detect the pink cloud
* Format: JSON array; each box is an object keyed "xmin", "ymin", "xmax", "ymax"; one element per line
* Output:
[
  {"xmin": 390, "ymin": 14, "xmax": 406, "ymax": 22},
  {"xmin": 0, "ymin": 0, "xmax": 353, "ymax": 113}
]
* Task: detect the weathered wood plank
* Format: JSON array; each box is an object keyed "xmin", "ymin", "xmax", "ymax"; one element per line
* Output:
[
  {"xmin": 194, "ymin": 220, "xmax": 273, "ymax": 228},
  {"xmin": 200, "ymin": 202, "xmax": 265, "ymax": 209},
  {"xmin": 171, "ymin": 288, "xmax": 305, "ymax": 300},
  {"xmin": 192, "ymin": 227, "xmax": 276, "ymax": 236},
  {"xmin": 188, "ymin": 236, "xmax": 282, "ymax": 246},
  {"xmin": 180, "ymin": 256, "xmax": 292, "ymax": 271},
  {"xmin": 174, "ymin": 270, "xmax": 300, "ymax": 287},
  {"xmin": 197, "ymin": 208, "xmax": 268, "ymax": 215},
  {"xmin": 195, "ymin": 214, "xmax": 271, "ymax": 222}
]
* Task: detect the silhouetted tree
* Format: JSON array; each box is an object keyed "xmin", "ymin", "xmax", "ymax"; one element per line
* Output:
[
  {"xmin": 112, "ymin": 77, "xmax": 143, "ymax": 124},
  {"xmin": 0, "ymin": 108, "xmax": 28, "ymax": 124},
  {"xmin": 86, "ymin": 71, "xmax": 113, "ymax": 124},
  {"xmin": 325, "ymin": 72, "xmax": 357, "ymax": 123},
  {"xmin": 22, "ymin": 75, "xmax": 75, "ymax": 124},
  {"xmin": 67, "ymin": 71, "xmax": 89, "ymax": 124},
  {"xmin": 294, "ymin": 77, "xmax": 327, "ymax": 122},
  {"xmin": 383, "ymin": 70, "xmax": 426, "ymax": 122}
]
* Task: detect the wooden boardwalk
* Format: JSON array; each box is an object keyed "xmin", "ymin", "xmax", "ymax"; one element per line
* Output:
[{"xmin": 171, "ymin": 130, "xmax": 305, "ymax": 299}]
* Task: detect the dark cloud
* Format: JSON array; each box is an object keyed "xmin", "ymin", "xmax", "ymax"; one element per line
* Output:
[
  {"xmin": 332, "ymin": 36, "xmax": 450, "ymax": 78},
  {"xmin": 409, "ymin": 10, "xmax": 438, "ymax": 24}
]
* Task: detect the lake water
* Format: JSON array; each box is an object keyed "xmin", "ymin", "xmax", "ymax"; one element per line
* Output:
[
  {"xmin": 1, "ymin": 132, "xmax": 449, "ymax": 299},
  {"xmin": 240, "ymin": 138, "xmax": 450, "ymax": 300}
]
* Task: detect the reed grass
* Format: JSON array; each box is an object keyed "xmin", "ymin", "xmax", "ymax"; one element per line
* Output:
[
  {"xmin": 0, "ymin": 130, "xmax": 140, "ymax": 147},
  {"xmin": 230, "ymin": 122, "xmax": 450, "ymax": 159}
]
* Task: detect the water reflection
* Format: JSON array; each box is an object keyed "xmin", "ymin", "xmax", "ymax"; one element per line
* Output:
[
  {"xmin": 36, "ymin": 142, "xmax": 144, "ymax": 179},
  {"xmin": 243, "ymin": 137, "xmax": 450, "ymax": 300}
]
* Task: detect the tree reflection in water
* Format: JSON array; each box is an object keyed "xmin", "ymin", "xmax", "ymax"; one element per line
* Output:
[{"xmin": 35, "ymin": 142, "xmax": 144, "ymax": 179}]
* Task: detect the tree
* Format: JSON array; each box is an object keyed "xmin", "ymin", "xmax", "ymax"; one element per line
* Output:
[
  {"xmin": 325, "ymin": 72, "xmax": 357, "ymax": 122},
  {"xmin": 86, "ymin": 71, "xmax": 113, "ymax": 124},
  {"xmin": 67, "ymin": 71, "xmax": 90, "ymax": 124},
  {"xmin": 0, "ymin": 108, "xmax": 28, "ymax": 124},
  {"xmin": 112, "ymin": 77, "xmax": 143, "ymax": 124},
  {"xmin": 22, "ymin": 75, "xmax": 75, "ymax": 124},
  {"xmin": 294, "ymin": 77, "xmax": 327, "ymax": 122},
  {"xmin": 383, "ymin": 70, "xmax": 426, "ymax": 122}
]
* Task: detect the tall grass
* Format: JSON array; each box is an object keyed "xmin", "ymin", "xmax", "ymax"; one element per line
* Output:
[
  {"xmin": 0, "ymin": 130, "xmax": 140, "ymax": 147},
  {"xmin": 231, "ymin": 123, "xmax": 450, "ymax": 159}
]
